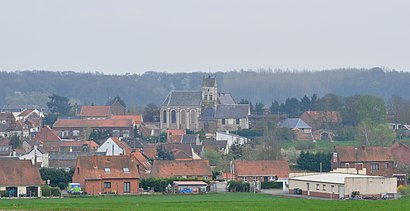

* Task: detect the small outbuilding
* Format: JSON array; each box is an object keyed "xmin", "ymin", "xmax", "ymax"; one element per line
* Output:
[
  {"xmin": 173, "ymin": 181, "xmax": 208, "ymax": 194},
  {"xmin": 288, "ymin": 173, "xmax": 397, "ymax": 199}
]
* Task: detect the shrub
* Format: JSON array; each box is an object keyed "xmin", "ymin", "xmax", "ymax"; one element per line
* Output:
[
  {"xmin": 294, "ymin": 141, "xmax": 315, "ymax": 150},
  {"xmin": 261, "ymin": 182, "xmax": 283, "ymax": 189},
  {"xmin": 58, "ymin": 182, "xmax": 67, "ymax": 190},
  {"xmin": 398, "ymin": 185, "xmax": 410, "ymax": 196},
  {"xmin": 228, "ymin": 181, "xmax": 250, "ymax": 192}
]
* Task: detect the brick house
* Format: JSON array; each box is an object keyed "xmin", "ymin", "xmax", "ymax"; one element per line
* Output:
[
  {"xmin": 331, "ymin": 146, "xmax": 394, "ymax": 177},
  {"xmin": 53, "ymin": 119, "xmax": 133, "ymax": 139},
  {"xmin": 231, "ymin": 160, "xmax": 290, "ymax": 183},
  {"xmin": 72, "ymin": 155, "xmax": 140, "ymax": 195},
  {"xmin": 79, "ymin": 106, "xmax": 112, "ymax": 120},
  {"xmin": 150, "ymin": 160, "xmax": 212, "ymax": 180}
]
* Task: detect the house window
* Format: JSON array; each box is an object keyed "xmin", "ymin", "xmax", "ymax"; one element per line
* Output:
[
  {"xmin": 385, "ymin": 162, "xmax": 389, "ymax": 169},
  {"xmin": 371, "ymin": 163, "xmax": 379, "ymax": 171},
  {"xmin": 77, "ymin": 168, "xmax": 80, "ymax": 175},
  {"xmin": 124, "ymin": 182, "xmax": 130, "ymax": 193},
  {"xmin": 204, "ymin": 95, "xmax": 208, "ymax": 100},
  {"xmin": 345, "ymin": 163, "xmax": 350, "ymax": 168},
  {"xmin": 203, "ymin": 176, "xmax": 208, "ymax": 180},
  {"xmin": 243, "ymin": 176, "xmax": 247, "ymax": 182},
  {"xmin": 222, "ymin": 119, "xmax": 226, "ymax": 125},
  {"xmin": 316, "ymin": 184, "xmax": 319, "ymax": 190},
  {"xmin": 236, "ymin": 119, "xmax": 240, "ymax": 124},
  {"xmin": 269, "ymin": 176, "xmax": 277, "ymax": 181},
  {"xmin": 322, "ymin": 184, "xmax": 326, "ymax": 191},
  {"xmin": 104, "ymin": 167, "xmax": 111, "ymax": 173},
  {"xmin": 171, "ymin": 110, "xmax": 177, "ymax": 124},
  {"xmin": 73, "ymin": 130, "xmax": 80, "ymax": 137},
  {"xmin": 104, "ymin": 182, "xmax": 111, "ymax": 188},
  {"xmin": 123, "ymin": 130, "xmax": 130, "ymax": 138},
  {"xmin": 112, "ymin": 130, "xmax": 120, "ymax": 137},
  {"xmin": 123, "ymin": 167, "xmax": 129, "ymax": 173},
  {"xmin": 181, "ymin": 176, "xmax": 187, "ymax": 179},
  {"xmin": 163, "ymin": 110, "xmax": 167, "ymax": 123},
  {"xmin": 209, "ymin": 95, "xmax": 213, "ymax": 100},
  {"xmin": 1, "ymin": 120, "xmax": 6, "ymax": 124},
  {"xmin": 253, "ymin": 176, "xmax": 258, "ymax": 181}
]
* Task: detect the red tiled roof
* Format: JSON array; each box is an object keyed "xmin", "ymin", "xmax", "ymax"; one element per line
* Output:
[
  {"xmin": 390, "ymin": 142, "xmax": 410, "ymax": 165},
  {"xmin": 53, "ymin": 119, "xmax": 133, "ymax": 128},
  {"xmin": 233, "ymin": 160, "xmax": 290, "ymax": 179},
  {"xmin": 112, "ymin": 115, "xmax": 142, "ymax": 125},
  {"xmin": 75, "ymin": 155, "xmax": 140, "ymax": 180},
  {"xmin": 34, "ymin": 126, "xmax": 61, "ymax": 142},
  {"xmin": 167, "ymin": 129, "xmax": 186, "ymax": 137},
  {"xmin": 0, "ymin": 159, "xmax": 43, "ymax": 186},
  {"xmin": 17, "ymin": 109, "xmax": 35, "ymax": 117},
  {"xmin": 80, "ymin": 106, "xmax": 111, "ymax": 117},
  {"xmin": 150, "ymin": 160, "xmax": 212, "ymax": 178},
  {"xmin": 300, "ymin": 111, "xmax": 341, "ymax": 130},
  {"xmin": 335, "ymin": 146, "xmax": 394, "ymax": 162},
  {"xmin": 131, "ymin": 151, "xmax": 152, "ymax": 174},
  {"xmin": 60, "ymin": 140, "xmax": 99, "ymax": 149},
  {"xmin": 141, "ymin": 145, "xmax": 157, "ymax": 159}
]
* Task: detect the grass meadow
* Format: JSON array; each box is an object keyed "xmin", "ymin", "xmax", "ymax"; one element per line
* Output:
[{"xmin": 0, "ymin": 193, "xmax": 408, "ymax": 211}]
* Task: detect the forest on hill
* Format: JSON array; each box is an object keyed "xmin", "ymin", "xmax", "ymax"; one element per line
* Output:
[{"xmin": 1, "ymin": 67, "xmax": 410, "ymax": 109}]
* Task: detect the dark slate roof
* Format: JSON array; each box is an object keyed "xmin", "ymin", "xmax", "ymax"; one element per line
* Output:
[
  {"xmin": 279, "ymin": 118, "xmax": 312, "ymax": 129},
  {"xmin": 217, "ymin": 93, "xmax": 236, "ymax": 105},
  {"xmin": 161, "ymin": 91, "xmax": 202, "ymax": 106},
  {"xmin": 182, "ymin": 134, "xmax": 197, "ymax": 144},
  {"xmin": 215, "ymin": 104, "xmax": 249, "ymax": 119},
  {"xmin": 202, "ymin": 76, "xmax": 216, "ymax": 87},
  {"xmin": 200, "ymin": 106, "xmax": 216, "ymax": 121}
]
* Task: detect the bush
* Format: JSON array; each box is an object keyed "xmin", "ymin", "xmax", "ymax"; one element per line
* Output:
[
  {"xmin": 0, "ymin": 190, "xmax": 7, "ymax": 197},
  {"xmin": 398, "ymin": 185, "xmax": 410, "ymax": 196},
  {"xmin": 261, "ymin": 182, "xmax": 283, "ymax": 189},
  {"xmin": 41, "ymin": 185, "xmax": 61, "ymax": 197},
  {"xmin": 140, "ymin": 177, "xmax": 210, "ymax": 192},
  {"xmin": 228, "ymin": 181, "xmax": 250, "ymax": 192},
  {"xmin": 58, "ymin": 182, "xmax": 67, "ymax": 190}
]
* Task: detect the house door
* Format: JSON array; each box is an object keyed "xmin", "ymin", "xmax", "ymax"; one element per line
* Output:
[
  {"xmin": 306, "ymin": 183, "xmax": 310, "ymax": 196},
  {"xmin": 124, "ymin": 182, "xmax": 131, "ymax": 193},
  {"xmin": 263, "ymin": 177, "xmax": 268, "ymax": 182},
  {"xmin": 338, "ymin": 185, "xmax": 345, "ymax": 199}
]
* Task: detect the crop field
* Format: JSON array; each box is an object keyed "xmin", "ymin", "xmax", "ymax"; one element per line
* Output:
[{"xmin": 0, "ymin": 193, "xmax": 408, "ymax": 211}]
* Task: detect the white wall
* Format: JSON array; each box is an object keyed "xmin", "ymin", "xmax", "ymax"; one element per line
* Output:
[
  {"xmin": 19, "ymin": 145, "xmax": 49, "ymax": 167},
  {"xmin": 345, "ymin": 177, "xmax": 397, "ymax": 196},
  {"xmin": 216, "ymin": 132, "xmax": 247, "ymax": 148},
  {"xmin": 97, "ymin": 138, "xmax": 123, "ymax": 155}
]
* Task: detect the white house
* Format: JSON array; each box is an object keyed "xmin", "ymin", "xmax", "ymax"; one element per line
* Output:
[
  {"xmin": 19, "ymin": 145, "xmax": 49, "ymax": 167},
  {"xmin": 96, "ymin": 137, "xmax": 130, "ymax": 156},
  {"xmin": 216, "ymin": 131, "xmax": 247, "ymax": 148}
]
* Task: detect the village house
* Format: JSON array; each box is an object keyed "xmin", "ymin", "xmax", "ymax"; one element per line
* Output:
[
  {"xmin": 112, "ymin": 115, "xmax": 143, "ymax": 127},
  {"xmin": 331, "ymin": 146, "xmax": 394, "ymax": 177},
  {"xmin": 162, "ymin": 143, "xmax": 202, "ymax": 160},
  {"xmin": 19, "ymin": 145, "xmax": 49, "ymax": 167},
  {"xmin": 0, "ymin": 158, "xmax": 43, "ymax": 197},
  {"xmin": 231, "ymin": 160, "xmax": 290, "ymax": 190},
  {"xmin": 72, "ymin": 155, "xmax": 140, "ymax": 195},
  {"xmin": 279, "ymin": 118, "xmax": 313, "ymax": 141},
  {"xmin": 215, "ymin": 131, "xmax": 247, "ymax": 148},
  {"xmin": 0, "ymin": 112, "xmax": 23, "ymax": 138},
  {"xmin": 97, "ymin": 137, "xmax": 132, "ymax": 156},
  {"xmin": 150, "ymin": 160, "xmax": 212, "ymax": 180},
  {"xmin": 79, "ymin": 106, "xmax": 112, "ymax": 120},
  {"xmin": 53, "ymin": 119, "xmax": 134, "ymax": 139},
  {"xmin": 131, "ymin": 151, "xmax": 152, "ymax": 178},
  {"xmin": 106, "ymin": 97, "xmax": 126, "ymax": 116}
]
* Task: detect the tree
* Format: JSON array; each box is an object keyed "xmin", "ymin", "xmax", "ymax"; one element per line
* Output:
[
  {"xmin": 300, "ymin": 95, "xmax": 311, "ymax": 112},
  {"xmin": 230, "ymin": 140, "xmax": 243, "ymax": 160},
  {"xmin": 269, "ymin": 100, "xmax": 280, "ymax": 114},
  {"xmin": 46, "ymin": 94, "xmax": 71, "ymax": 116},
  {"xmin": 40, "ymin": 168, "xmax": 74, "ymax": 190},
  {"xmin": 297, "ymin": 151, "xmax": 332, "ymax": 172},
  {"xmin": 143, "ymin": 103, "xmax": 160, "ymax": 122},
  {"xmin": 357, "ymin": 122, "xmax": 394, "ymax": 147},
  {"xmin": 355, "ymin": 95, "xmax": 387, "ymax": 124},
  {"xmin": 259, "ymin": 121, "xmax": 281, "ymax": 160},
  {"xmin": 157, "ymin": 145, "xmax": 174, "ymax": 160},
  {"xmin": 9, "ymin": 134, "xmax": 21, "ymax": 150},
  {"xmin": 43, "ymin": 113, "xmax": 58, "ymax": 126},
  {"xmin": 254, "ymin": 102, "xmax": 265, "ymax": 115}
]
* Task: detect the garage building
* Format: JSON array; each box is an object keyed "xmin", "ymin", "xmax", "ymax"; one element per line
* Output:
[{"xmin": 288, "ymin": 173, "xmax": 396, "ymax": 199}]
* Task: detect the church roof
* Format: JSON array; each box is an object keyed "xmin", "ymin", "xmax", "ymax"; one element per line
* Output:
[
  {"xmin": 161, "ymin": 91, "xmax": 202, "ymax": 106},
  {"xmin": 202, "ymin": 76, "xmax": 216, "ymax": 87},
  {"xmin": 217, "ymin": 93, "xmax": 236, "ymax": 105},
  {"xmin": 215, "ymin": 104, "xmax": 249, "ymax": 119}
]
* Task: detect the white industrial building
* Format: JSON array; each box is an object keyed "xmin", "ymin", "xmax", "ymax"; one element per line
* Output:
[{"xmin": 288, "ymin": 173, "xmax": 397, "ymax": 199}]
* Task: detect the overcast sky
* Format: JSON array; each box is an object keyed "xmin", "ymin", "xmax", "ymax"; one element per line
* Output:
[{"xmin": 0, "ymin": 0, "xmax": 409, "ymax": 74}]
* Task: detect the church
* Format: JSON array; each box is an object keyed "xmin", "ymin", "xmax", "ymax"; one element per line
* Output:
[{"xmin": 160, "ymin": 75, "xmax": 250, "ymax": 132}]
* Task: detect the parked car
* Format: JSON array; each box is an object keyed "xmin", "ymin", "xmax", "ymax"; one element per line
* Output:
[
  {"xmin": 67, "ymin": 183, "xmax": 83, "ymax": 195},
  {"xmin": 179, "ymin": 188, "xmax": 193, "ymax": 193}
]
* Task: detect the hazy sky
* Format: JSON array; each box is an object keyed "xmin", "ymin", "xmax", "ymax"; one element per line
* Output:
[{"xmin": 1, "ymin": 0, "xmax": 409, "ymax": 74}]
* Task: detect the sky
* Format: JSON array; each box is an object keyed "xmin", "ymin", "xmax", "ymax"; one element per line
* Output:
[{"xmin": 0, "ymin": 0, "xmax": 409, "ymax": 74}]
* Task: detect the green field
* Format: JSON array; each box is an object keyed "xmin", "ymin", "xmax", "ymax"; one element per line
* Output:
[{"xmin": 0, "ymin": 193, "xmax": 408, "ymax": 211}]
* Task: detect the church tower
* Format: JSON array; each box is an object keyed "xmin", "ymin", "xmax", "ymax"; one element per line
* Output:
[{"xmin": 201, "ymin": 75, "xmax": 217, "ymax": 106}]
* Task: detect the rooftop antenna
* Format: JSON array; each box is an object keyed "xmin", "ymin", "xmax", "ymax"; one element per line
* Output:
[{"xmin": 208, "ymin": 66, "xmax": 211, "ymax": 78}]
